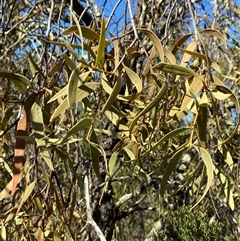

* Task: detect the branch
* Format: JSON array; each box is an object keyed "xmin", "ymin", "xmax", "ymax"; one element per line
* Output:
[
  {"xmin": 66, "ymin": 0, "xmax": 93, "ymax": 26},
  {"xmin": 84, "ymin": 174, "xmax": 107, "ymax": 241}
]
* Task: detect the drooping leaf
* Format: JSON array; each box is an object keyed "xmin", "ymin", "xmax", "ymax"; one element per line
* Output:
[
  {"xmin": 100, "ymin": 74, "xmax": 122, "ymax": 115},
  {"xmin": 140, "ymin": 127, "xmax": 190, "ymax": 158},
  {"xmin": 48, "ymin": 71, "xmax": 91, "ymax": 103},
  {"xmin": 108, "ymin": 151, "xmax": 119, "ymax": 176},
  {"xmin": 28, "ymin": 52, "xmax": 44, "ymax": 77},
  {"xmin": 123, "ymin": 64, "xmax": 143, "ymax": 93},
  {"xmin": 160, "ymin": 145, "xmax": 188, "ymax": 199},
  {"xmin": 137, "ymin": 28, "xmax": 165, "ymax": 62},
  {"xmin": 16, "ymin": 179, "xmax": 36, "ymax": 214},
  {"xmin": 191, "ymin": 145, "xmax": 214, "ymax": 209},
  {"xmin": 68, "ymin": 65, "xmax": 84, "ymax": 120},
  {"xmin": 171, "ymin": 33, "xmax": 193, "ymax": 54},
  {"xmin": 96, "ymin": 18, "xmax": 106, "ymax": 67},
  {"xmin": 64, "ymin": 118, "xmax": 92, "ymax": 140},
  {"xmin": 199, "ymin": 29, "xmax": 226, "ymax": 48},
  {"xmin": 90, "ymin": 130, "xmax": 101, "ymax": 180},
  {"xmin": 0, "ymin": 72, "xmax": 30, "ymax": 92},
  {"xmin": 129, "ymin": 76, "xmax": 167, "ymax": 134},
  {"xmin": 1, "ymin": 105, "xmax": 14, "ymax": 128},
  {"xmin": 214, "ymin": 84, "xmax": 240, "ymax": 145},
  {"xmin": 31, "ymin": 102, "xmax": 54, "ymax": 170},
  {"xmin": 50, "ymin": 82, "xmax": 99, "ymax": 122}
]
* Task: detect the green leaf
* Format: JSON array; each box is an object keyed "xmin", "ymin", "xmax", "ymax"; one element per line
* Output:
[
  {"xmin": 197, "ymin": 106, "xmax": 208, "ymax": 148},
  {"xmin": 48, "ymin": 71, "xmax": 91, "ymax": 103},
  {"xmin": 96, "ymin": 18, "xmax": 106, "ymax": 67},
  {"xmin": 168, "ymin": 76, "xmax": 203, "ymax": 123},
  {"xmin": 61, "ymin": 53, "xmax": 76, "ymax": 70},
  {"xmin": 129, "ymin": 77, "xmax": 167, "ymax": 134},
  {"xmin": 109, "ymin": 151, "xmax": 119, "ymax": 176},
  {"xmin": 123, "ymin": 147, "xmax": 136, "ymax": 160},
  {"xmin": 31, "ymin": 102, "xmax": 54, "ymax": 170},
  {"xmin": 100, "ymin": 75, "xmax": 122, "ymax": 115},
  {"xmin": 191, "ymin": 145, "xmax": 214, "ymax": 209},
  {"xmin": 140, "ymin": 127, "xmax": 190, "ymax": 158},
  {"xmin": 27, "ymin": 52, "xmax": 44, "ymax": 77},
  {"xmin": 16, "ymin": 179, "xmax": 36, "ymax": 214},
  {"xmin": 50, "ymin": 82, "xmax": 99, "ymax": 122},
  {"xmin": 160, "ymin": 145, "xmax": 188, "ymax": 198},
  {"xmin": 0, "ymin": 72, "xmax": 30, "ymax": 92},
  {"xmin": 68, "ymin": 65, "xmax": 83, "ymax": 120},
  {"xmin": 90, "ymin": 130, "xmax": 101, "ymax": 180},
  {"xmin": 123, "ymin": 64, "xmax": 143, "ymax": 93},
  {"xmin": 64, "ymin": 118, "xmax": 92, "ymax": 139},
  {"xmin": 214, "ymin": 84, "xmax": 240, "ymax": 145},
  {"xmin": 137, "ymin": 28, "xmax": 165, "ymax": 62},
  {"xmin": 154, "ymin": 63, "xmax": 196, "ymax": 76},
  {"xmin": 1, "ymin": 105, "xmax": 14, "ymax": 128},
  {"xmin": 63, "ymin": 38, "xmax": 80, "ymax": 60}
]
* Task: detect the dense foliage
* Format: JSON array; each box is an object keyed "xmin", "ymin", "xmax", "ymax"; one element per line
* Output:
[{"xmin": 0, "ymin": 0, "xmax": 240, "ymax": 240}]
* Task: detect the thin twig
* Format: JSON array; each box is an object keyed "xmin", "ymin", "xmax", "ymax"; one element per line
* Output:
[
  {"xmin": 105, "ymin": 0, "xmax": 123, "ymax": 30},
  {"xmin": 127, "ymin": 0, "xmax": 139, "ymax": 40}
]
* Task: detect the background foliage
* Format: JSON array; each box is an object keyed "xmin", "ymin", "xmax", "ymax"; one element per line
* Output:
[{"xmin": 1, "ymin": 0, "xmax": 240, "ymax": 240}]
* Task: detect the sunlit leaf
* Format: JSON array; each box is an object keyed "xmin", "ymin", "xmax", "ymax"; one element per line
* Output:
[
  {"xmin": 50, "ymin": 82, "xmax": 99, "ymax": 122},
  {"xmin": 211, "ymin": 90, "xmax": 231, "ymax": 100},
  {"xmin": 192, "ymin": 145, "xmax": 214, "ymax": 209},
  {"xmin": 154, "ymin": 63, "xmax": 196, "ymax": 76},
  {"xmin": 200, "ymin": 29, "xmax": 226, "ymax": 48},
  {"xmin": 64, "ymin": 118, "xmax": 92, "ymax": 139},
  {"xmin": 96, "ymin": 18, "xmax": 106, "ymax": 67},
  {"xmin": 68, "ymin": 65, "xmax": 83, "ymax": 120},
  {"xmin": 137, "ymin": 28, "xmax": 165, "ymax": 62},
  {"xmin": 16, "ymin": 179, "xmax": 36, "ymax": 214},
  {"xmin": 48, "ymin": 71, "xmax": 91, "ymax": 103},
  {"xmin": 123, "ymin": 64, "xmax": 143, "ymax": 93},
  {"xmin": 31, "ymin": 102, "xmax": 54, "ymax": 170},
  {"xmin": 100, "ymin": 74, "xmax": 122, "ymax": 115}
]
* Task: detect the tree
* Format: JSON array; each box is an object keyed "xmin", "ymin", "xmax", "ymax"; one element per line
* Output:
[{"xmin": 0, "ymin": 0, "xmax": 240, "ymax": 240}]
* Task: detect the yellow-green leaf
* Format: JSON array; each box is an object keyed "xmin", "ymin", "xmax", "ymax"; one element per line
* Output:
[
  {"xmin": 31, "ymin": 102, "xmax": 54, "ymax": 170},
  {"xmin": 123, "ymin": 64, "xmax": 143, "ymax": 93},
  {"xmin": 16, "ymin": 179, "xmax": 36, "ymax": 214},
  {"xmin": 160, "ymin": 145, "xmax": 188, "ymax": 198},
  {"xmin": 48, "ymin": 71, "xmax": 91, "ymax": 103},
  {"xmin": 192, "ymin": 145, "xmax": 214, "ymax": 209},
  {"xmin": 109, "ymin": 151, "xmax": 119, "ymax": 176},
  {"xmin": 154, "ymin": 63, "xmax": 196, "ymax": 76},
  {"xmin": 199, "ymin": 29, "xmax": 226, "ymax": 48},
  {"xmin": 0, "ymin": 72, "xmax": 30, "ymax": 92},
  {"xmin": 137, "ymin": 28, "xmax": 164, "ymax": 62},
  {"xmin": 64, "ymin": 118, "xmax": 92, "ymax": 139},
  {"xmin": 129, "ymin": 77, "xmax": 167, "ymax": 134},
  {"xmin": 50, "ymin": 82, "xmax": 99, "ymax": 122},
  {"xmin": 90, "ymin": 131, "xmax": 101, "ymax": 180},
  {"xmin": 96, "ymin": 18, "xmax": 106, "ymax": 67},
  {"xmin": 100, "ymin": 75, "xmax": 122, "ymax": 115},
  {"xmin": 211, "ymin": 90, "xmax": 231, "ymax": 100}
]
